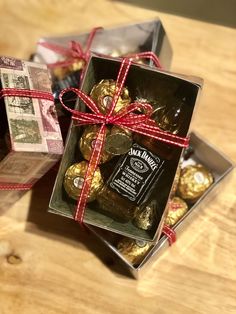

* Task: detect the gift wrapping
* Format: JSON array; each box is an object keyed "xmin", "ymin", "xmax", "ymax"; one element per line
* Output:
[
  {"xmin": 49, "ymin": 54, "xmax": 202, "ymax": 242},
  {"xmin": 0, "ymin": 56, "xmax": 63, "ymax": 213}
]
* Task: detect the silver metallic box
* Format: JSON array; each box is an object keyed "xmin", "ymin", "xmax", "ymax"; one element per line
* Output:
[{"xmin": 88, "ymin": 131, "xmax": 234, "ymax": 278}]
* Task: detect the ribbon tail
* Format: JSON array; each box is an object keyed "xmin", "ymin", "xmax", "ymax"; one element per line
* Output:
[
  {"xmin": 0, "ymin": 183, "xmax": 33, "ymax": 191},
  {"xmin": 162, "ymin": 225, "xmax": 176, "ymax": 245},
  {"xmin": 84, "ymin": 27, "xmax": 103, "ymax": 58},
  {"xmin": 74, "ymin": 124, "xmax": 106, "ymax": 223},
  {"xmin": 108, "ymin": 58, "xmax": 132, "ymax": 116},
  {"xmin": 135, "ymin": 51, "xmax": 162, "ymax": 69},
  {"xmin": 59, "ymin": 87, "xmax": 101, "ymax": 115}
]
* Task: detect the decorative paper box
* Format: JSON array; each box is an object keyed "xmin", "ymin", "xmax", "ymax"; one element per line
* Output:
[
  {"xmin": 0, "ymin": 56, "xmax": 63, "ymax": 213},
  {"xmin": 49, "ymin": 54, "xmax": 202, "ymax": 242}
]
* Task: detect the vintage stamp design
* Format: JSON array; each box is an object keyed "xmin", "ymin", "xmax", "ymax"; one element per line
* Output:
[
  {"xmin": 39, "ymin": 99, "xmax": 59, "ymax": 132},
  {"xmin": 0, "ymin": 56, "xmax": 23, "ymax": 71},
  {"xmin": 10, "ymin": 119, "xmax": 42, "ymax": 144},
  {"xmin": 7, "ymin": 97, "xmax": 34, "ymax": 115},
  {"xmin": 46, "ymin": 139, "xmax": 64, "ymax": 154},
  {"xmin": 28, "ymin": 66, "xmax": 51, "ymax": 92},
  {"xmin": 2, "ymin": 73, "xmax": 35, "ymax": 114},
  {"xmin": 2, "ymin": 73, "xmax": 30, "ymax": 89}
]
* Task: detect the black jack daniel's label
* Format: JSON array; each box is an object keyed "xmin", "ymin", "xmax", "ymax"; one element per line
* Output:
[{"xmin": 108, "ymin": 143, "xmax": 165, "ymax": 204}]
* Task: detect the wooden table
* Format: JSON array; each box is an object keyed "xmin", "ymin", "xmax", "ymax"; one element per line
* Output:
[{"xmin": 0, "ymin": 1, "xmax": 236, "ymax": 313}]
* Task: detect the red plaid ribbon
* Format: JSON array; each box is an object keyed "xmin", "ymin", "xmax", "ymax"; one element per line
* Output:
[
  {"xmin": 38, "ymin": 27, "xmax": 103, "ymax": 69},
  {"xmin": 162, "ymin": 224, "xmax": 177, "ymax": 245},
  {"xmin": 59, "ymin": 55, "xmax": 189, "ymax": 224}
]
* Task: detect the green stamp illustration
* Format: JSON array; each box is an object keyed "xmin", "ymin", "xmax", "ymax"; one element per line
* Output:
[{"xmin": 10, "ymin": 119, "xmax": 42, "ymax": 144}]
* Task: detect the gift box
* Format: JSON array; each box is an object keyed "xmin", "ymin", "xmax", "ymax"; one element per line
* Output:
[
  {"xmin": 35, "ymin": 18, "xmax": 172, "ymax": 86},
  {"xmin": 0, "ymin": 56, "xmax": 63, "ymax": 213},
  {"xmin": 49, "ymin": 54, "xmax": 202, "ymax": 242},
  {"xmin": 88, "ymin": 132, "xmax": 234, "ymax": 278},
  {"xmin": 35, "ymin": 19, "xmax": 172, "ymax": 141}
]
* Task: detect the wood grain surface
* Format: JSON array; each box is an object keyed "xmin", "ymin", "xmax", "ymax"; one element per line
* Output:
[{"xmin": 0, "ymin": 1, "xmax": 236, "ymax": 313}]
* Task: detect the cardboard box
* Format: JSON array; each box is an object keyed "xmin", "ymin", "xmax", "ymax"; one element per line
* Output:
[
  {"xmin": 0, "ymin": 56, "xmax": 63, "ymax": 213},
  {"xmin": 49, "ymin": 54, "xmax": 202, "ymax": 242},
  {"xmin": 88, "ymin": 132, "xmax": 235, "ymax": 278}
]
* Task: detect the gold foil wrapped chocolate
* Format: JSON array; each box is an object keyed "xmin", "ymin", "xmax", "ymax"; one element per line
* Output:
[
  {"xmin": 53, "ymin": 66, "xmax": 70, "ymax": 80},
  {"xmin": 90, "ymin": 79, "xmax": 131, "ymax": 114},
  {"xmin": 110, "ymin": 49, "xmax": 122, "ymax": 57},
  {"xmin": 63, "ymin": 161, "xmax": 103, "ymax": 201},
  {"xmin": 53, "ymin": 59, "xmax": 85, "ymax": 80},
  {"xmin": 79, "ymin": 125, "xmax": 112, "ymax": 163},
  {"xmin": 105, "ymin": 126, "xmax": 132, "ymax": 155},
  {"xmin": 178, "ymin": 164, "xmax": 214, "ymax": 202},
  {"xmin": 117, "ymin": 237, "xmax": 152, "ymax": 265},
  {"xmin": 170, "ymin": 164, "xmax": 181, "ymax": 197},
  {"xmin": 133, "ymin": 200, "xmax": 157, "ymax": 230},
  {"xmin": 165, "ymin": 197, "xmax": 188, "ymax": 226}
]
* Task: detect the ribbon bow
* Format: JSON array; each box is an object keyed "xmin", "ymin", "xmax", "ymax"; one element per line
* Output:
[
  {"xmin": 38, "ymin": 27, "xmax": 103, "ymax": 69},
  {"xmin": 59, "ymin": 56, "xmax": 189, "ymax": 223}
]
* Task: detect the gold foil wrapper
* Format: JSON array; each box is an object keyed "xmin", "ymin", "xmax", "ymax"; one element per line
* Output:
[
  {"xmin": 63, "ymin": 161, "xmax": 103, "ymax": 201},
  {"xmin": 117, "ymin": 237, "xmax": 152, "ymax": 265},
  {"xmin": 53, "ymin": 59, "xmax": 85, "ymax": 80},
  {"xmin": 79, "ymin": 125, "xmax": 112, "ymax": 163},
  {"xmin": 105, "ymin": 126, "xmax": 132, "ymax": 155},
  {"xmin": 68, "ymin": 59, "xmax": 85, "ymax": 72},
  {"xmin": 133, "ymin": 200, "xmax": 157, "ymax": 230},
  {"xmin": 90, "ymin": 79, "xmax": 131, "ymax": 114},
  {"xmin": 178, "ymin": 164, "xmax": 214, "ymax": 202},
  {"xmin": 170, "ymin": 164, "xmax": 181, "ymax": 197},
  {"xmin": 165, "ymin": 197, "xmax": 188, "ymax": 226},
  {"xmin": 110, "ymin": 50, "xmax": 122, "ymax": 57},
  {"xmin": 53, "ymin": 66, "xmax": 69, "ymax": 80}
]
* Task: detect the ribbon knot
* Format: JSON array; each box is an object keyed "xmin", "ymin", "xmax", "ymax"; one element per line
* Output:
[
  {"xmin": 38, "ymin": 27, "xmax": 103, "ymax": 69},
  {"xmin": 69, "ymin": 41, "xmax": 85, "ymax": 60}
]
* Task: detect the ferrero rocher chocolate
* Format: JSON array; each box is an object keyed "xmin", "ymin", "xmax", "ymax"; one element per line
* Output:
[
  {"xmin": 90, "ymin": 79, "xmax": 131, "ymax": 114},
  {"xmin": 117, "ymin": 237, "xmax": 152, "ymax": 265},
  {"xmin": 110, "ymin": 50, "xmax": 122, "ymax": 57},
  {"xmin": 105, "ymin": 126, "xmax": 132, "ymax": 155},
  {"xmin": 133, "ymin": 200, "xmax": 157, "ymax": 230},
  {"xmin": 53, "ymin": 66, "xmax": 70, "ymax": 80},
  {"xmin": 165, "ymin": 197, "xmax": 188, "ymax": 226},
  {"xmin": 68, "ymin": 59, "xmax": 85, "ymax": 72},
  {"xmin": 63, "ymin": 161, "xmax": 103, "ymax": 201},
  {"xmin": 178, "ymin": 164, "xmax": 214, "ymax": 202},
  {"xmin": 53, "ymin": 59, "xmax": 85, "ymax": 80},
  {"xmin": 79, "ymin": 125, "xmax": 112, "ymax": 163}
]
